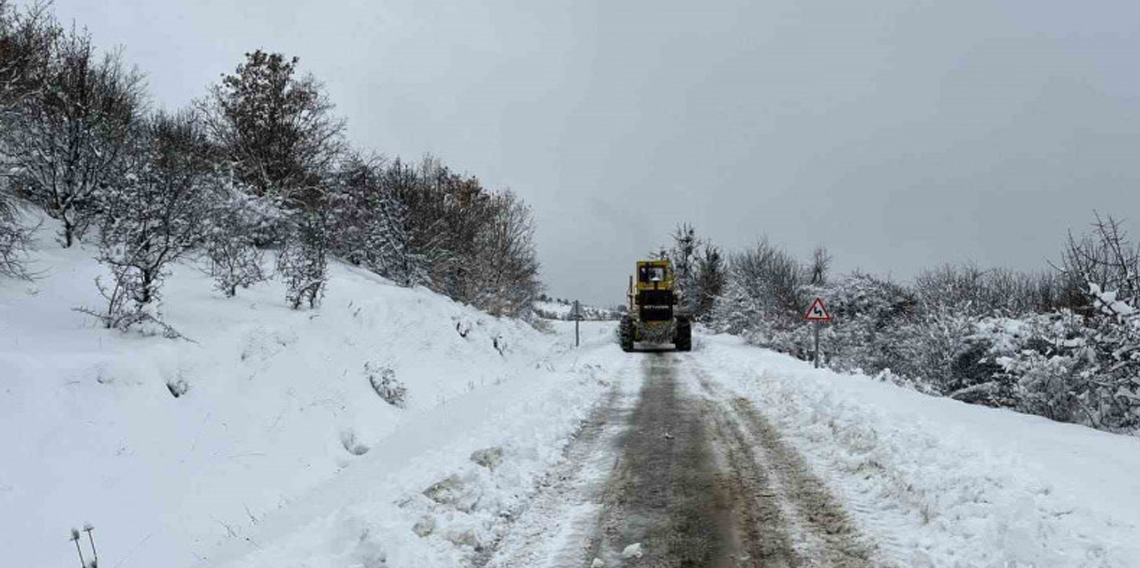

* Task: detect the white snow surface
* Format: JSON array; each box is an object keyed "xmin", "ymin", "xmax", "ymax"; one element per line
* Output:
[
  {"xmin": 696, "ymin": 334, "xmax": 1140, "ymax": 568},
  {"xmin": 5, "ymin": 224, "xmax": 1140, "ymax": 568},
  {"xmin": 0, "ymin": 228, "xmax": 626, "ymax": 568}
]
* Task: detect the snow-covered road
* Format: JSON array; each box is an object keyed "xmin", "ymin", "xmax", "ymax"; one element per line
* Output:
[
  {"xmin": 124, "ymin": 330, "xmax": 1140, "ymax": 568},
  {"xmin": 460, "ymin": 333, "xmax": 1140, "ymax": 568},
  {"xmin": 207, "ymin": 329, "xmax": 1140, "ymax": 568},
  {"xmin": 485, "ymin": 350, "xmax": 876, "ymax": 568}
]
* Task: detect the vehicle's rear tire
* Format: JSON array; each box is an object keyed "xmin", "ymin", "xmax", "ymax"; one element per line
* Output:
[
  {"xmin": 620, "ymin": 316, "xmax": 635, "ymax": 352},
  {"xmin": 674, "ymin": 317, "xmax": 692, "ymax": 352}
]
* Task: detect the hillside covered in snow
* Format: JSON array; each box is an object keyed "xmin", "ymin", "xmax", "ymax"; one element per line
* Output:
[{"xmin": 0, "ymin": 223, "xmax": 617, "ymax": 568}]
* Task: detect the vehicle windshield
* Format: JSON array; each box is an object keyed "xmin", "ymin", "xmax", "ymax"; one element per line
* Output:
[{"xmin": 640, "ymin": 266, "xmax": 666, "ymax": 283}]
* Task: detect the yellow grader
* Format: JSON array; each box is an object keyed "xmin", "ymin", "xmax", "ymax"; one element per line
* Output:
[{"xmin": 620, "ymin": 259, "xmax": 692, "ymax": 352}]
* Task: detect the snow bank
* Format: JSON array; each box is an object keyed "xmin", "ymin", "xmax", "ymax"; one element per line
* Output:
[
  {"xmin": 697, "ymin": 334, "xmax": 1140, "ymax": 568},
  {"xmin": 0, "ymin": 230, "xmax": 621, "ymax": 568}
]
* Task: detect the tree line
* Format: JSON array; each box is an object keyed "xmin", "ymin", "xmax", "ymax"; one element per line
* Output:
[
  {"xmin": 0, "ymin": 1, "xmax": 541, "ymax": 329},
  {"xmin": 657, "ymin": 216, "xmax": 1140, "ymax": 434}
]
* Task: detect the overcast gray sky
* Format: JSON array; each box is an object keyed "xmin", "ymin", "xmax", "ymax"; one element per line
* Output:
[{"xmin": 39, "ymin": 0, "xmax": 1140, "ymax": 306}]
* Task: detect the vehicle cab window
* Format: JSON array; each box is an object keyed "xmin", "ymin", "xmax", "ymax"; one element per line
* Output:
[{"xmin": 639, "ymin": 266, "xmax": 666, "ymax": 283}]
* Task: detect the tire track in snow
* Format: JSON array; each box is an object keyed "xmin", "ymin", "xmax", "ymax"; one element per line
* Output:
[
  {"xmin": 481, "ymin": 360, "xmax": 637, "ymax": 568},
  {"xmin": 583, "ymin": 353, "xmax": 735, "ymax": 567},
  {"xmin": 689, "ymin": 358, "xmax": 879, "ymax": 568},
  {"xmin": 486, "ymin": 351, "xmax": 879, "ymax": 568}
]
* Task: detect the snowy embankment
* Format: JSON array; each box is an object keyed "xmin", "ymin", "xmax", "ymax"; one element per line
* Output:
[
  {"xmin": 0, "ymin": 231, "xmax": 624, "ymax": 568},
  {"xmin": 698, "ymin": 334, "xmax": 1140, "ymax": 568}
]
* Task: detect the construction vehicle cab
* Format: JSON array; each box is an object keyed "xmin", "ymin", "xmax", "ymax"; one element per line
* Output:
[{"xmin": 620, "ymin": 259, "xmax": 692, "ymax": 352}]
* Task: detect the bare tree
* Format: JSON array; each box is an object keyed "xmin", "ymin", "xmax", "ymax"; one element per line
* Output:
[
  {"xmin": 808, "ymin": 246, "xmax": 831, "ymax": 287},
  {"xmin": 1058, "ymin": 212, "xmax": 1140, "ymax": 310}
]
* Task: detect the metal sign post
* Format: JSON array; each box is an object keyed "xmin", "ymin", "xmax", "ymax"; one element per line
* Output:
[
  {"xmin": 813, "ymin": 322, "xmax": 821, "ymax": 368},
  {"xmin": 572, "ymin": 300, "xmax": 581, "ymax": 347},
  {"xmin": 803, "ymin": 298, "xmax": 832, "ymax": 369}
]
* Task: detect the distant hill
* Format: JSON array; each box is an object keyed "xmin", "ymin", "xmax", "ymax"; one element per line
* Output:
[{"xmin": 534, "ymin": 298, "xmax": 624, "ymax": 321}]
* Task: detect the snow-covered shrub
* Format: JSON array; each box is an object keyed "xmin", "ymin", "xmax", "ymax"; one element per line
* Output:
[
  {"xmin": 708, "ymin": 215, "xmax": 1140, "ymax": 433},
  {"xmin": 77, "ymin": 259, "xmax": 151, "ymax": 332},
  {"xmin": 962, "ymin": 299, "xmax": 1140, "ymax": 430},
  {"xmin": 1075, "ymin": 285, "xmax": 1140, "ymax": 430},
  {"xmin": 951, "ymin": 314, "xmax": 1068, "ymax": 410},
  {"xmin": 202, "ymin": 187, "xmax": 271, "ymax": 297},
  {"xmin": 712, "ymin": 238, "xmax": 807, "ymax": 341},
  {"xmin": 277, "ymin": 208, "xmax": 330, "ymax": 310},
  {"xmin": 78, "ymin": 112, "xmax": 211, "ymax": 335},
  {"xmin": 365, "ymin": 363, "xmax": 407, "ymax": 408},
  {"xmin": 0, "ymin": 187, "xmax": 34, "ymax": 279},
  {"xmin": 819, "ymin": 272, "xmax": 916, "ymax": 375},
  {"xmin": 894, "ymin": 309, "xmax": 977, "ymax": 394}
]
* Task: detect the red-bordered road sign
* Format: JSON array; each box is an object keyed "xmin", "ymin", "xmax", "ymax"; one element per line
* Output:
[{"xmin": 804, "ymin": 298, "xmax": 832, "ymax": 321}]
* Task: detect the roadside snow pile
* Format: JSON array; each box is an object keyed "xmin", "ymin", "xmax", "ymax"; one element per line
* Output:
[
  {"xmin": 198, "ymin": 323, "xmax": 625, "ymax": 568},
  {"xmin": 0, "ymin": 238, "xmax": 616, "ymax": 568},
  {"xmin": 699, "ymin": 334, "xmax": 1140, "ymax": 568}
]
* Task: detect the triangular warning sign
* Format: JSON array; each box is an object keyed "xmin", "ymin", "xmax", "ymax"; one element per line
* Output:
[{"xmin": 804, "ymin": 298, "xmax": 831, "ymax": 321}]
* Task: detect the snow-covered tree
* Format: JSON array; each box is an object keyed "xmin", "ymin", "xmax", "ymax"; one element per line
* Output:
[
  {"xmin": 667, "ymin": 223, "xmax": 700, "ymax": 314},
  {"xmin": 0, "ymin": 0, "xmax": 40, "ymax": 280},
  {"xmin": 79, "ymin": 110, "xmax": 212, "ymax": 333},
  {"xmin": 201, "ymin": 50, "xmax": 348, "ymax": 308},
  {"xmin": 277, "ymin": 204, "xmax": 330, "ymax": 309},
  {"xmin": 470, "ymin": 189, "xmax": 542, "ymax": 317},
  {"xmin": 200, "ymin": 50, "xmax": 345, "ymax": 207},
  {"xmin": 0, "ymin": 184, "xmax": 33, "ymax": 279},
  {"xmin": 326, "ymin": 154, "xmax": 429, "ymax": 288},
  {"xmin": 1, "ymin": 25, "xmax": 145, "ymax": 247},
  {"xmin": 694, "ymin": 244, "xmax": 725, "ymax": 321},
  {"xmin": 328, "ymin": 153, "xmax": 382, "ymax": 268},
  {"xmin": 0, "ymin": 0, "xmax": 57, "ymax": 126}
]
